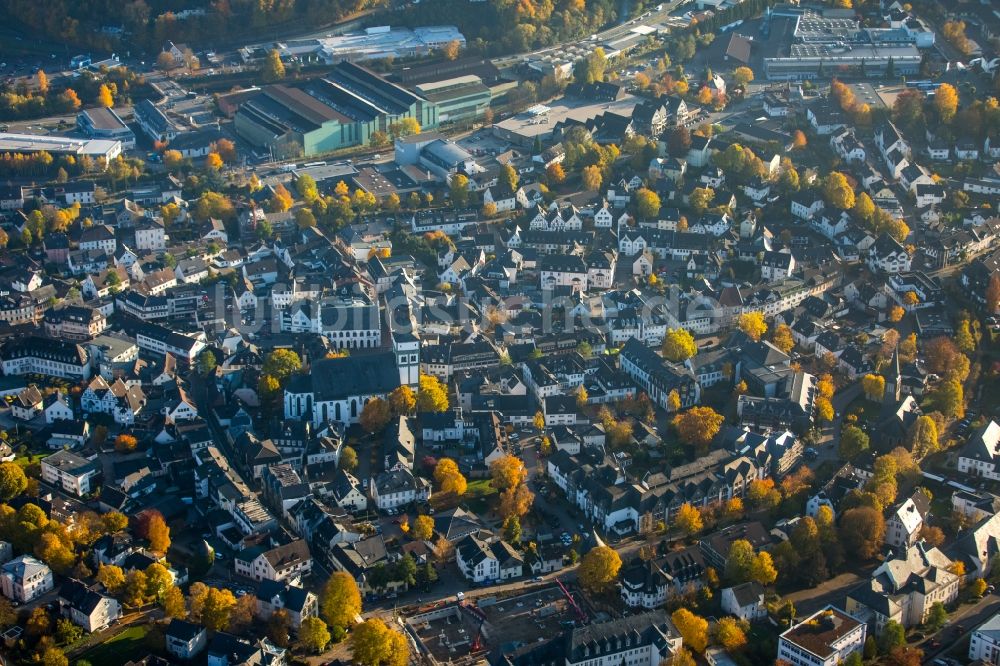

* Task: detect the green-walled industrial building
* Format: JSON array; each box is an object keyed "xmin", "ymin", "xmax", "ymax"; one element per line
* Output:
[{"xmin": 234, "ymin": 61, "xmax": 439, "ymax": 158}]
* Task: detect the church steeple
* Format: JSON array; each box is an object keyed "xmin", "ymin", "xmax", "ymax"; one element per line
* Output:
[{"xmin": 882, "ymin": 345, "xmax": 902, "ymax": 403}]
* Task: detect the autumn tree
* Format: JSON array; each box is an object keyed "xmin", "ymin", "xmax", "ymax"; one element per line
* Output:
[
  {"xmin": 138, "ymin": 512, "xmax": 168, "ymax": 553},
  {"xmin": 320, "ymin": 571, "xmax": 362, "ymax": 631},
  {"xmin": 746, "ymin": 478, "xmax": 782, "ymax": 511},
  {"xmin": 907, "ymin": 416, "xmax": 939, "ymax": 457},
  {"xmin": 735, "ymin": 311, "xmax": 767, "ymax": 341},
  {"xmin": 862, "ymin": 374, "xmax": 886, "ymax": 402},
  {"xmin": 360, "ymin": 398, "xmax": 392, "ymax": 434},
  {"xmin": 201, "ymin": 587, "xmax": 237, "ymax": 631},
  {"xmin": 144, "ymin": 563, "xmax": 173, "ymax": 601},
  {"xmin": 113, "ymin": 434, "xmax": 138, "ymax": 452},
  {"xmin": 350, "ymin": 618, "xmax": 410, "ymax": 666},
  {"xmin": 714, "ymin": 617, "xmax": 748, "ymax": 652},
  {"xmin": 662, "ymin": 327, "xmax": 697, "ymax": 362},
  {"xmin": 546, "ymin": 162, "xmax": 565, "ymax": 185},
  {"xmin": 986, "ymin": 273, "xmax": 1000, "ymax": 313},
  {"xmin": 934, "ymin": 83, "xmax": 959, "ymax": 124},
  {"xmin": 672, "ymin": 406, "xmax": 724, "ymax": 450},
  {"xmin": 667, "ymin": 126, "xmax": 692, "ymax": 157},
  {"xmin": 635, "ymin": 188, "xmax": 661, "ymax": 219},
  {"xmin": 581, "ymin": 165, "xmax": 603, "ymax": 191},
  {"xmin": 263, "ymin": 49, "xmax": 286, "ymax": 81},
  {"xmin": 673, "ymin": 502, "xmax": 703, "ymax": 536},
  {"xmin": 667, "ymin": 390, "xmax": 681, "ymax": 412},
  {"xmin": 339, "ymin": 446, "xmax": 358, "ymax": 472},
  {"xmin": 732, "ymin": 66, "xmax": 754, "ymax": 87},
  {"xmin": 840, "ymin": 506, "xmax": 885, "ymax": 560},
  {"xmin": 932, "ymin": 379, "xmax": 965, "ymax": 419},
  {"xmin": 416, "ymin": 373, "xmax": 449, "ymax": 412},
  {"xmin": 433, "ymin": 458, "xmax": 467, "ymax": 496},
  {"xmin": 578, "ymin": 545, "xmax": 622, "ymax": 594},
  {"xmin": 498, "ymin": 483, "xmax": 535, "ymax": 519},
  {"xmin": 162, "ymin": 585, "xmax": 186, "ymax": 618},
  {"xmin": 0, "ymin": 463, "xmax": 27, "ymax": 500},
  {"xmin": 97, "ymin": 84, "xmax": 114, "ymax": 108},
  {"xmin": 442, "ymin": 40, "xmax": 461, "ymax": 60},
  {"xmin": 822, "ymin": 171, "xmax": 855, "ymax": 210},
  {"xmin": 267, "ymin": 609, "xmax": 292, "ymax": 647},
  {"xmin": 411, "ymin": 515, "xmax": 434, "ymax": 541},
  {"xmin": 268, "ymin": 183, "xmax": 293, "ymax": 212},
  {"xmin": 204, "ymin": 152, "xmax": 223, "ymax": 171},
  {"xmin": 300, "ymin": 616, "xmax": 331, "ymax": 653},
  {"xmin": 771, "ymin": 324, "xmax": 794, "ymax": 354},
  {"xmin": 96, "ymin": 564, "xmax": 126, "ymax": 595},
  {"xmin": 671, "ymin": 608, "xmax": 708, "ymax": 653},
  {"xmin": 490, "ymin": 455, "xmax": 527, "ymax": 493},
  {"xmin": 389, "ymin": 117, "xmax": 421, "ymax": 140},
  {"xmin": 690, "ymin": 186, "xmax": 715, "ymax": 214}
]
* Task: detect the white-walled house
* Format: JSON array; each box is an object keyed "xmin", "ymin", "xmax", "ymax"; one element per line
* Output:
[
  {"xmin": 1, "ymin": 556, "xmax": 53, "ymax": 603},
  {"xmin": 456, "ymin": 534, "xmax": 523, "ymax": 583}
]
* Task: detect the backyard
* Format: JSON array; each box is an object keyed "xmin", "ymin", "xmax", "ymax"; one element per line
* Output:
[{"xmin": 76, "ymin": 624, "xmax": 154, "ymax": 664}]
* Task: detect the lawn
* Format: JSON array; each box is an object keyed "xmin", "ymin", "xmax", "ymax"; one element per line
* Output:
[
  {"xmin": 463, "ymin": 478, "xmax": 498, "ymax": 515},
  {"xmin": 78, "ymin": 624, "xmax": 152, "ymax": 664},
  {"xmin": 12, "ymin": 452, "xmax": 48, "ymax": 468}
]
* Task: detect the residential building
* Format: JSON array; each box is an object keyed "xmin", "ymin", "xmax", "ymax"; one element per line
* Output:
[
  {"xmin": 165, "ymin": 619, "xmax": 208, "ymax": 660},
  {"xmin": 58, "ymin": 579, "xmax": 122, "ymax": 632},
  {"xmin": 777, "ymin": 607, "xmax": 866, "ymax": 666},
  {"xmin": 845, "ymin": 541, "xmax": 959, "ymax": 630},
  {"xmin": 970, "ymin": 612, "xmax": 1000, "ymax": 665},
  {"xmin": 255, "ymin": 580, "xmax": 318, "ymax": 629},
  {"xmin": 41, "ymin": 450, "xmax": 101, "ymax": 496},
  {"xmin": 0, "ymin": 555, "xmax": 54, "ymax": 603},
  {"xmin": 234, "ymin": 540, "xmax": 313, "ymax": 583}
]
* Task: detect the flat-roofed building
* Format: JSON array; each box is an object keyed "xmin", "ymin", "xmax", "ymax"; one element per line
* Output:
[
  {"xmin": 778, "ymin": 607, "xmax": 866, "ymax": 666},
  {"xmin": 308, "ymin": 25, "xmax": 466, "ymax": 63},
  {"xmin": 764, "ymin": 11, "xmax": 921, "ymax": 80},
  {"xmin": 0, "ymin": 133, "xmax": 121, "ymax": 162},
  {"xmin": 414, "ymin": 75, "xmax": 491, "ymax": 124},
  {"xmin": 76, "ymin": 107, "xmax": 136, "ymax": 148}
]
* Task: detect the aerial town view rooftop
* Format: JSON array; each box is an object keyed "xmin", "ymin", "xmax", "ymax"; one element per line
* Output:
[{"xmin": 0, "ymin": 0, "xmax": 996, "ymax": 664}]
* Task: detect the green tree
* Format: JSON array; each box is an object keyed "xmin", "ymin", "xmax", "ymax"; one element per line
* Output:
[
  {"xmin": 878, "ymin": 620, "xmax": 906, "ymax": 655},
  {"xmin": 840, "ymin": 425, "xmax": 870, "ymax": 460},
  {"xmin": 263, "ymin": 349, "xmax": 302, "ymax": 384},
  {"xmin": 924, "ymin": 602, "xmax": 947, "ymax": 632},
  {"xmin": 196, "ymin": 350, "xmax": 217, "ymax": 376}
]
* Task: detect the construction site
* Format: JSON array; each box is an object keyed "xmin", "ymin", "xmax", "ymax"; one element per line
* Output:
[{"xmin": 404, "ymin": 582, "xmax": 588, "ymax": 665}]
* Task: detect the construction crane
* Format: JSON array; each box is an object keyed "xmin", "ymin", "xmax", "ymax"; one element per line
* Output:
[{"xmin": 555, "ymin": 577, "xmax": 586, "ymax": 624}]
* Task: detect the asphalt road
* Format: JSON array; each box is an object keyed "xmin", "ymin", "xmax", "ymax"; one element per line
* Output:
[{"xmin": 920, "ymin": 595, "xmax": 1000, "ymax": 664}]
